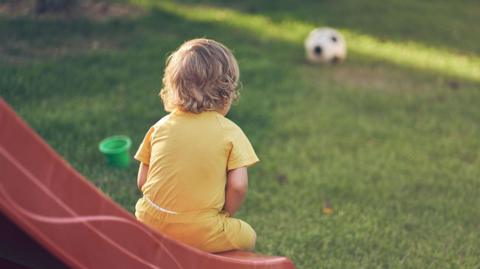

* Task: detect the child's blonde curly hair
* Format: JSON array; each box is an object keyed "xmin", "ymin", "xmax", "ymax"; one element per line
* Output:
[{"xmin": 160, "ymin": 38, "xmax": 240, "ymax": 113}]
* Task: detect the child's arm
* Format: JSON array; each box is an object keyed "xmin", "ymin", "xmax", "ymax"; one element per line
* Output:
[
  {"xmin": 224, "ymin": 167, "xmax": 248, "ymax": 217},
  {"xmin": 137, "ymin": 162, "xmax": 149, "ymax": 191}
]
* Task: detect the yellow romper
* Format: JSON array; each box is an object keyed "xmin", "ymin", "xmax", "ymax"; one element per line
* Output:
[{"xmin": 134, "ymin": 109, "xmax": 259, "ymax": 253}]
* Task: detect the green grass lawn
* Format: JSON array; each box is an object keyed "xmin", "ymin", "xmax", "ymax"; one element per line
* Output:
[{"xmin": 1, "ymin": 0, "xmax": 480, "ymax": 268}]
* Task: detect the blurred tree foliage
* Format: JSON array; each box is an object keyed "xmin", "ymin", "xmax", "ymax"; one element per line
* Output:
[{"xmin": 36, "ymin": 0, "xmax": 77, "ymax": 13}]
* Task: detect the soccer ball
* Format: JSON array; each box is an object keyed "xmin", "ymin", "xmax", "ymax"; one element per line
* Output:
[{"xmin": 304, "ymin": 27, "xmax": 347, "ymax": 64}]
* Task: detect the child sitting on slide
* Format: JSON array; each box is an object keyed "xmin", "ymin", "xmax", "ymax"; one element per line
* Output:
[{"xmin": 134, "ymin": 38, "xmax": 259, "ymax": 253}]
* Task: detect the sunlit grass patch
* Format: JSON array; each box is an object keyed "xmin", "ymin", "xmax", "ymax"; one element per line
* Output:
[{"xmin": 131, "ymin": 0, "xmax": 480, "ymax": 82}]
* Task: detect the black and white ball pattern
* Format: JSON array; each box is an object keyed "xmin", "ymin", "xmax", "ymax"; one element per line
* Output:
[{"xmin": 305, "ymin": 27, "xmax": 347, "ymax": 64}]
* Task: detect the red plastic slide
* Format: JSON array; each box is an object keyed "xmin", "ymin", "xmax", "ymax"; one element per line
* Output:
[{"xmin": 0, "ymin": 98, "xmax": 296, "ymax": 269}]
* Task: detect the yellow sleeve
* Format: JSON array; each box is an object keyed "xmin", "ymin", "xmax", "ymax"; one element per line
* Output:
[
  {"xmin": 227, "ymin": 127, "xmax": 259, "ymax": 171},
  {"xmin": 134, "ymin": 127, "xmax": 155, "ymax": 165}
]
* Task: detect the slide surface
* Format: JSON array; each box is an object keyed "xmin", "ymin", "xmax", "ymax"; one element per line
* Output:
[{"xmin": 0, "ymin": 98, "xmax": 296, "ymax": 269}]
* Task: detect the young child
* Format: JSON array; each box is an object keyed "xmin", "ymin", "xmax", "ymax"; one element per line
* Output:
[{"xmin": 134, "ymin": 38, "xmax": 259, "ymax": 253}]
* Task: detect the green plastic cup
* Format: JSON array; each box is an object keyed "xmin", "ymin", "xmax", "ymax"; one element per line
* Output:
[{"xmin": 99, "ymin": 135, "xmax": 132, "ymax": 168}]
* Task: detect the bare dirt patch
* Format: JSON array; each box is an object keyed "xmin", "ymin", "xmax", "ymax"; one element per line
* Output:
[
  {"xmin": 331, "ymin": 66, "xmax": 416, "ymax": 91},
  {"xmin": 330, "ymin": 65, "xmax": 442, "ymax": 92},
  {"xmin": 0, "ymin": 0, "xmax": 145, "ymax": 21},
  {"xmin": 0, "ymin": 1, "xmax": 144, "ymax": 63},
  {"xmin": 301, "ymin": 63, "xmax": 452, "ymax": 93},
  {"xmin": 0, "ymin": 39, "xmax": 121, "ymax": 63}
]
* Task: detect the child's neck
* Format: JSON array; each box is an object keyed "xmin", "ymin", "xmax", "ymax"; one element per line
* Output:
[{"xmin": 217, "ymin": 103, "xmax": 232, "ymax": 116}]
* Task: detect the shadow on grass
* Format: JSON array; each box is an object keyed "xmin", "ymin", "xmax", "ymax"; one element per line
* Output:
[
  {"xmin": 169, "ymin": 0, "xmax": 480, "ymax": 56},
  {"xmin": 2, "ymin": 2, "xmax": 479, "ymax": 166},
  {"xmin": 2, "ymin": 2, "xmax": 479, "ymax": 156},
  {"xmin": 145, "ymin": 1, "xmax": 479, "ymax": 83}
]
